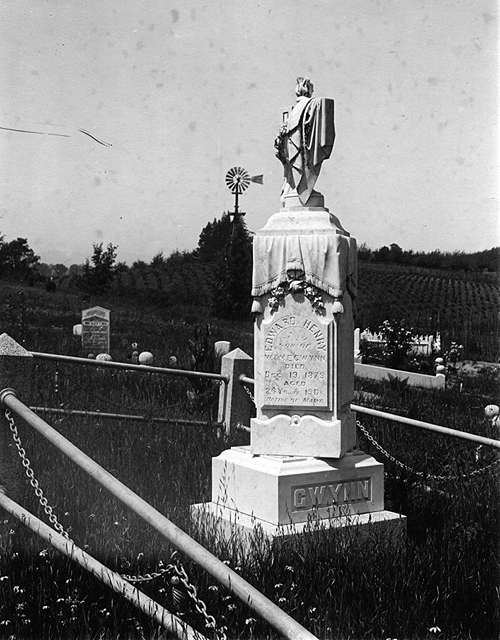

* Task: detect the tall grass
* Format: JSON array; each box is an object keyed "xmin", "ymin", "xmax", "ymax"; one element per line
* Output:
[{"xmin": 0, "ymin": 282, "xmax": 499, "ymax": 639}]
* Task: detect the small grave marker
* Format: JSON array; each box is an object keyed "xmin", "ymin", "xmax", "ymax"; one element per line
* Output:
[{"xmin": 81, "ymin": 307, "xmax": 110, "ymax": 356}]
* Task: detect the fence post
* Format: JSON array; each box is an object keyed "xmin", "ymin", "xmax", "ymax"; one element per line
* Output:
[
  {"xmin": 0, "ymin": 333, "xmax": 34, "ymax": 507},
  {"xmin": 218, "ymin": 348, "xmax": 253, "ymax": 436}
]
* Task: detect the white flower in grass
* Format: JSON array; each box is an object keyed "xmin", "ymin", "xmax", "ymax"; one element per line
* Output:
[{"xmin": 429, "ymin": 627, "xmax": 441, "ymax": 634}]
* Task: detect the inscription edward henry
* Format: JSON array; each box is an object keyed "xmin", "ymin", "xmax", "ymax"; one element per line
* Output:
[{"xmin": 263, "ymin": 313, "xmax": 331, "ymax": 409}]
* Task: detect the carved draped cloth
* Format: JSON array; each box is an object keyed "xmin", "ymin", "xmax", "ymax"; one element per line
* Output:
[
  {"xmin": 282, "ymin": 96, "xmax": 335, "ymax": 205},
  {"xmin": 251, "ymin": 232, "xmax": 357, "ymax": 301}
]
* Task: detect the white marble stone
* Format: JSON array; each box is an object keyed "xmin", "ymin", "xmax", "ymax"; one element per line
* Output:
[
  {"xmin": 210, "ymin": 446, "xmax": 384, "ymax": 526},
  {"xmin": 192, "ymin": 502, "xmax": 406, "ymax": 555},
  {"xmin": 251, "ymin": 290, "xmax": 356, "ymax": 457}
]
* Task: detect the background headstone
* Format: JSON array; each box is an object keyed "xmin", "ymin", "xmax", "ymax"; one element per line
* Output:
[{"xmin": 81, "ymin": 307, "xmax": 110, "ymax": 357}]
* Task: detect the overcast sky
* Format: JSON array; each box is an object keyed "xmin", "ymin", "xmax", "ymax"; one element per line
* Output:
[{"xmin": 1, "ymin": 0, "xmax": 498, "ymax": 266}]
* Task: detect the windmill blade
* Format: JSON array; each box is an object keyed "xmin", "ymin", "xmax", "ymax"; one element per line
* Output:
[
  {"xmin": 250, "ymin": 174, "xmax": 264, "ymax": 184},
  {"xmin": 225, "ymin": 167, "xmax": 250, "ymax": 194}
]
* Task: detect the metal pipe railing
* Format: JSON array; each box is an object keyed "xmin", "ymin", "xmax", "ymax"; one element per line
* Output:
[
  {"xmin": 352, "ymin": 404, "xmax": 500, "ymax": 450},
  {"xmin": 30, "ymin": 351, "xmax": 229, "ymax": 383},
  {"xmin": 238, "ymin": 376, "xmax": 500, "ymax": 450},
  {"xmin": 29, "ymin": 406, "xmax": 222, "ymax": 428},
  {"xmin": 0, "ymin": 490, "xmax": 204, "ymax": 640},
  {"xmin": 0, "ymin": 389, "xmax": 318, "ymax": 640}
]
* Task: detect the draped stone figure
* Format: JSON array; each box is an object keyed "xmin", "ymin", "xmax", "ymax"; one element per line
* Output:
[{"xmin": 275, "ymin": 77, "xmax": 335, "ymax": 207}]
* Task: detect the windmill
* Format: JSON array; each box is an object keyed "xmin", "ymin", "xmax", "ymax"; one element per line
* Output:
[{"xmin": 225, "ymin": 167, "xmax": 263, "ymax": 236}]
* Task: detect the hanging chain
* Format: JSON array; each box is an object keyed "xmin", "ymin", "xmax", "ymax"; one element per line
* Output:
[
  {"xmin": 4, "ymin": 408, "xmax": 226, "ymax": 639},
  {"xmin": 357, "ymin": 420, "xmax": 500, "ymax": 481},
  {"xmin": 170, "ymin": 552, "xmax": 227, "ymax": 640},
  {"xmin": 120, "ymin": 562, "xmax": 175, "ymax": 583},
  {"xmin": 5, "ymin": 408, "xmax": 71, "ymax": 540},
  {"xmin": 241, "ymin": 383, "xmax": 255, "ymax": 405}
]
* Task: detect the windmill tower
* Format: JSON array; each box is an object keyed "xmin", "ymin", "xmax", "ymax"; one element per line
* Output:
[{"xmin": 225, "ymin": 167, "xmax": 263, "ymax": 237}]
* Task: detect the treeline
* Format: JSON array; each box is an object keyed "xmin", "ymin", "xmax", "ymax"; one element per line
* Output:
[
  {"xmin": 2, "ymin": 213, "xmax": 254, "ymax": 320},
  {"xmin": 358, "ymin": 243, "xmax": 499, "ymax": 273}
]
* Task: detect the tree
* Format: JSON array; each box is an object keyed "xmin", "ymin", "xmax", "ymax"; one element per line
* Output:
[
  {"xmin": 51, "ymin": 263, "xmax": 68, "ymax": 278},
  {"xmin": 0, "ymin": 237, "xmax": 40, "ymax": 281},
  {"xmin": 196, "ymin": 214, "xmax": 233, "ymax": 263},
  {"xmin": 78, "ymin": 243, "xmax": 118, "ymax": 295},
  {"xmin": 197, "ymin": 213, "xmax": 253, "ymax": 319}
]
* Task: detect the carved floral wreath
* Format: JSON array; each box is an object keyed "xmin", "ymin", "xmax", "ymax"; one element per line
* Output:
[{"xmin": 269, "ymin": 280, "xmax": 325, "ymax": 313}]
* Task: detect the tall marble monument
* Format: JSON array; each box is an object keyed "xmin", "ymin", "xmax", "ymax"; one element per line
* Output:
[{"xmin": 197, "ymin": 79, "xmax": 402, "ymax": 537}]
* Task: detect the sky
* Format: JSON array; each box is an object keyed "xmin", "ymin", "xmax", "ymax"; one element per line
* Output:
[{"xmin": 0, "ymin": 0, "xmax": 498, "ymax": 266}]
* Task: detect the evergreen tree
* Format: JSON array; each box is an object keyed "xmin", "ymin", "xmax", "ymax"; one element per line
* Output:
[{"xmin": 197, "ymin": 213, "xmax": 253, "ymax": 319}]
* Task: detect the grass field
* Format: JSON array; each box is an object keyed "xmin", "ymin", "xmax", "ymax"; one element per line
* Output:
[{"xmin": 0, "ymin": 281, "xmax": 499, "ymax": 639}]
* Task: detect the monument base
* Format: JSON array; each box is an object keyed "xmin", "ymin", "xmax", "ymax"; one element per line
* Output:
[
  {"xmin": 206, "ymin": 446, "xmax": 385, "ymax": 525},
  {"xmin": 192, "ymin": 445, "xmax": 405, "ymax": 555},
  {"xmin": 251, "ymin": 408, "xmax": 357, "ymax": 458},
  {"xmin": 191, "ymin": 502, "xmax": 406, "ymax": 557}
]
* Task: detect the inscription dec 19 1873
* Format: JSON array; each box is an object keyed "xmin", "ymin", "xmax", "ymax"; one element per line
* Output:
[{"xmin": 263, "ymin": 313, "xmax": 330, "ymax": 409}]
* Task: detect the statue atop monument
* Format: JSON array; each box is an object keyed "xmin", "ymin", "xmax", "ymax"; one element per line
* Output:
[{"xmin": 275, "ymin": 77, "xmax": 335, "ymax": 208}]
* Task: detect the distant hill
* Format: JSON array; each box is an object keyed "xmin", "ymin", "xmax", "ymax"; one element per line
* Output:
[{"xmin": 356, "ymin": 261, "xmax": 499, "ymax": 361}]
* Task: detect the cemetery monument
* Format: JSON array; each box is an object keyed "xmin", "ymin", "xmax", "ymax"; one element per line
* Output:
[{"xmin": 194, "ymin": 78, "xmax": 403, "ymax": 538}]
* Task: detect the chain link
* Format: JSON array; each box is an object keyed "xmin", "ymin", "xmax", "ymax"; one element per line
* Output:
[
  {"xmin": 170, "ymin": 552, "xmax": 227, "ymax": 640},
  {"xmin": 357, "ymin": 419, "xmax": 500, "ymax": 481},
  {"xmin": 241, "ymin": 383, "xmax": 255, "ymax": 405},
  {"xmin": 5, "ymin": 408, "xmax": 71, "ymax": 540},
  {"xmin": 4, "ymin": 408, "xmax": 226, "ymax": 639}
]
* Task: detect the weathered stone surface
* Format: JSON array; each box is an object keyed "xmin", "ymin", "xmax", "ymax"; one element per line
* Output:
[
  {"xmin": 81, "ymin": 306, "xmax": 110, "ymax": 356},
  {"xmin": 217, "ymin": 348, "xmax": 254, "ymax": 435}
]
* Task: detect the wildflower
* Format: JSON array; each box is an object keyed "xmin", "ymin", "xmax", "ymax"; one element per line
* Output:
[
  {"xmin": 429, "ymin": 627, "xmax": 441, "ymax": 634},
  {"xmin": 0, "ymin": 620, "xmax": 11, "ymax": 626},
  {"xmin": 39, "ymin": 549, "xmax": 48, "ymax": 557},
  {"xmin": 208, "ymin": 585, "xmax": 219, "ymax": 592},
  {"xmin": 42, "ymin": 605, "xmax": 50, "ymax": 611},
  {"xmin": 245, "ymin": 618, "xmax": 257, "ymax": 626},
  {"xmin": 89, "ymin": 513, "xmax": 95, "ymax": 520},
  {"xmin": 227, "ymin": 604, "xmax": 236, "ymax": 611},
  {"xmin": 278, "ymin": 597, "xmax": 287, "ymax": 604},
  {"xmin": 0, "ymin": 576, "xmax": 8, "ymax": 582},
  {"xmin": 13, "ymin": 586, "xmax": 24, "ymax": 594},
  {"xmin": 284, "ymin": 565, "xmax": 294, "ymax": 573},
  {"xmin": 274, "ymin": 583, "xmax": 283, "ymax": 589}
]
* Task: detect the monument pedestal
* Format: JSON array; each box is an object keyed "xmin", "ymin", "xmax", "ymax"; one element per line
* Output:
[{"xmin": 192, "ymin": 446, "xmax": 405, "ymax": 551}]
